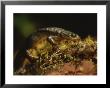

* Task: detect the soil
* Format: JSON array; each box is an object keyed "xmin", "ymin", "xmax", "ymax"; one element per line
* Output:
[{"xmin": 47, "ymin": 59, "xmax": 96, "ymax": 75}]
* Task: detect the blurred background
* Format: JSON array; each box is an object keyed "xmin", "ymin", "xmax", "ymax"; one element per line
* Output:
[{"xmin": 14, "ymin": 13, "xmax": 97, "ymax": 53}]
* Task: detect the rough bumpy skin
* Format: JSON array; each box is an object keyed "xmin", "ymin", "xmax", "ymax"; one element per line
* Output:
[{"xmin": 14, "ymin": 27, "xmax": 97, "ymax": 75}]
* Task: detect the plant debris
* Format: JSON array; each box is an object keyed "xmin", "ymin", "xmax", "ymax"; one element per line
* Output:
[{"xmin": 14, "ymin": 27, "xmax": 97, "ymax": 75}]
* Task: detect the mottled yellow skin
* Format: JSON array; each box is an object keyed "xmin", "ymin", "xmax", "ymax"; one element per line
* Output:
[{"xmin": 14, "ymin": 27, "xmax": 97, "ymax": 75}]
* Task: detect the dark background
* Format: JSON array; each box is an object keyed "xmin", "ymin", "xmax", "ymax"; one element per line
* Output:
[{"xmin": 14, "ymin": 13, "xmax": 97, "ymax": 52}]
